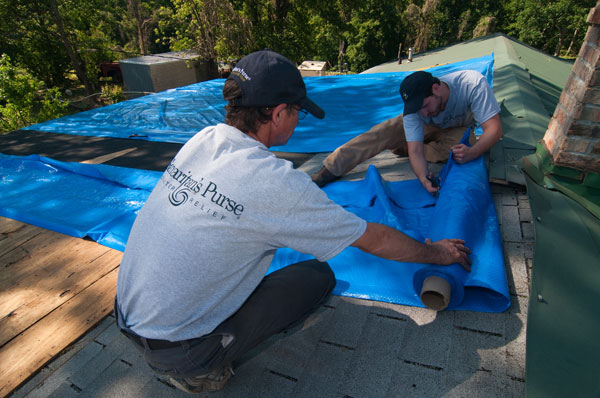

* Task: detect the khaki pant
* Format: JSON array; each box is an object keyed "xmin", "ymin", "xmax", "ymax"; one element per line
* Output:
[{"xmin": 323, "ymin": 115, "xmax": 476, "ymax": 176}]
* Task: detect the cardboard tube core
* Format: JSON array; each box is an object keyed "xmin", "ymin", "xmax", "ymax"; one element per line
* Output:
[{"xmin": 420, "ymin": 275, "xmax": 451, "ymax": 311}]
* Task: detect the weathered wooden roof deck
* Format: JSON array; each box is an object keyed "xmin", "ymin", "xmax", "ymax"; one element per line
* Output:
[{"xmin": 0, "ymin": 217, "xmax": 120, "ymax": 396}]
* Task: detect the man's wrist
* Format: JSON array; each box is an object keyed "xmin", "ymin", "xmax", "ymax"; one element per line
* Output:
[{"xmin": 468, "ymin": 144, "xmax": 483, "ymax": 159}]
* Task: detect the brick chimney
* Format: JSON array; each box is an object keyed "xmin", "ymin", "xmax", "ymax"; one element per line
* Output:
[{"xmin": 543, "ymin": 1, "xmax": 600, "ymax": 174}]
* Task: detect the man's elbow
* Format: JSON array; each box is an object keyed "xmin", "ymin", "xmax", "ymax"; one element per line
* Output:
[
  {"xmin": 407, "ymin": 142, "xmax": 425, "ymax": 166},
  {"xmin": 351, "ymin": 222, "xmax": 387, "ymax": 256},
  {"xmin": 489, "ymin": 115, "xmax": 503, "ymax": 141},
  {"xmin": 494, "ymin": 123, "xmax": 503, "ymax": 140},
  {"xmin": 489, "ymin": 128, "xmax": 502, "ymax": 147}
]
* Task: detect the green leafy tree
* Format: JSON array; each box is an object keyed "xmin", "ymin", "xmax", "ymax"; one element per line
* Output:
[
  {"xmin": 122, "ymin": 0, "xmax": 174, "ymax": 56},
  {"xmin": 506, "ymin": 0, "xmax": 594, "ymax": 57},
  {"xmin": 0, "ymin": 0, "xmax": 595, "ymax": 96},
  {"xmin": 156, "ymin": 0, "xmax": 254, "ymax": 68},
  {"xmin": 48, "ymin": 0, "xmax": 96, "ymax": 94},
  {"xmin": 0, "ymin": 0, "xmax": 162, "ymax": 95},
  {"xmin": 304, "ymin": 0, "xmax": 356, "ymax": 70},
  {"xmin": 342, "ymin": 0, "xmax": 407, "ymax": 71},
  {"xmin": 436, "ymin": 0, "xmax": 506, "ymax": 43},
  {"xmin": 0, "ymin": 0, "xmax": 71, "ymax": 88},
  {"xmin": 404, "ymin": 0, "xmax": 439, "ymax": 53},
  {"xmin": 268, "ymin": 0, "xmax": 408, "ymax": 72},
  {"xmin": 0, "ymin": 55, "xmax": 68, "ymax": 133}
]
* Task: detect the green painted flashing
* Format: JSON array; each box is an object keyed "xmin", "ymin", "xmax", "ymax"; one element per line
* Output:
[
  {"xmin": 525, "ymin": 173, "xmax": 600, "ymax": 398},
  {"xmin": 550, "ymin": 176, "xmax": 600, "ymax": 219},
  {"xmin": 534, "ymin": 142, "xmax": 585, "ymax": 180},
  {"xmin": 583, "ymin": 171, "xmax": 600, "ymax": 188},
  {"xmin": 522, "ymin": 152, "xmax": 545, "ymax": 184},
  {"xmin": 523, "ymin": 144, "xmax": 600, "ymax": 220},
  {"xmin": 533, "ymin": 141, "xmax": 600, "ymax": 188}
]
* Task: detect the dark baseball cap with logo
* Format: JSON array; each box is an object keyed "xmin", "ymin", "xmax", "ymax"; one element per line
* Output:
[
  {"xmin": 227, "ymin": 50, "xmax": 325, "ymax": 119},
  {"xmin": 399, "ymin": 71, "xmax": 436, "ymax": 116}
]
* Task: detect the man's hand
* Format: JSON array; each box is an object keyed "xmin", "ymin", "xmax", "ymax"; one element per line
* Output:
[
  {"xmin": 420, "ymin": 172, "xmax": 440, "ymax": 194},
  {"xmin": 451, "ymin": 143, "xmax": 477, "ymax": 163},
  {"xmin": 425, "ymin": 238, "xmax": 472, "ymax": 271},
  {"xmin": 451, "ymin": 114, "xmax": 503, "ymax": 164},
  {"xmin": 352, "ymin": 223, "xmax": 473, "ymax": 269}
]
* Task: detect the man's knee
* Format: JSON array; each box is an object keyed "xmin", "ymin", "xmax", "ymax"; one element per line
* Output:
[
  {"xmin": 293, "ymin": 260, "xmax": 336, "ymax": 293},
  {"xmin": 424, "ymin": 145, "xmax": 451, "ymax": 163}
]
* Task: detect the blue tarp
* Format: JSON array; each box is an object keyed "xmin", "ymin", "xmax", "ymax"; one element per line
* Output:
[
  {"xmin": 0, "ymin": 145, "xmax": 509, "ymax": 312},
  {"xmin": 270, "ymin": 132, "xmax": 509, "ymax": 312},
  {"xmin": 0, "ymin": 154, "xmax": 161, "ymax": 251},
  {"xmin": 22, "ymin": 54, "xmax": 495, "ymax": 153}
]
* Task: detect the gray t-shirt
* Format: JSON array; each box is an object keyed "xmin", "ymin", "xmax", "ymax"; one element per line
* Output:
[
  {"xmin": 403, "ymin": 70, "xmax": 500, "ymax": 141},
  {"xmin": 116, "ymin": 123, "xmax": 367, "ymax": 341}
]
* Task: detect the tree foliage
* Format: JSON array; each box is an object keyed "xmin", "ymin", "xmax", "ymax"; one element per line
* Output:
[
  {"xmin": 156, "ymin": 0, "xmax": 254, "ymax": 62},
  {"xmin": 0, "ymin": 0, "xmax": 596, "ymax": 127},
  {"xmin": 0, "ymin": 55, "xmax": 68, "ymax": 132},
  {"xmin": 506, "ymin": 0, "xmax": 593, "ymax": 57},
  {"xmin": 2, "ymin": 0, "xmax": 595, "ymax": 79}
]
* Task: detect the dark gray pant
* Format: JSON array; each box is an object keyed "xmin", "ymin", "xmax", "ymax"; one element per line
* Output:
[{"xmin": 116, "ymin": 259, "xmax": 335, "ymax": 378}]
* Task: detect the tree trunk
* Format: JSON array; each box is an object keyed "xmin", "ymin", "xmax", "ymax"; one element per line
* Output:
[
  {"xmin": 185, "ymin": 0, "xmax": 217, "ymax": 62},
  {"xmin": 554, "ymin": 30, "xmax": 565, "ymax": 57},
  {"xmin": 397, "ymin": 42, "xmax": 402, "ymax": 64},
  {"xmin": 128, "ymin": 0, "xmax": 147, "ymax": 55},
  {"xmin": 566, "ymin": 28, "xmax": 579, "ymax": 57},
  {"xmin": 339, "ymin": 39, "xmax": 345, "ymax": 72},
  {"xmin": 47, "ymin": 0, "xmax": 95, "ymax": 95}
]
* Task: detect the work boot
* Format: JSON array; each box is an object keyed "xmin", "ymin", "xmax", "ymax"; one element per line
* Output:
[
  {"xmin": 167, "ymin": 365, "xmax": 234, "ymax": 393},
  {"xmin": 311, "ymin": 167, "xmax": 339, "ymax": 187}
]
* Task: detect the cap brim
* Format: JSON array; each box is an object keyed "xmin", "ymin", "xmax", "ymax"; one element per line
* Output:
[
  {"xmin": 402, "ymin": 93, "xmax": 425, "ymax": 116},
  {"xmin": 298, "ymin": 97, "xmax": 325, "ymax": 119}
]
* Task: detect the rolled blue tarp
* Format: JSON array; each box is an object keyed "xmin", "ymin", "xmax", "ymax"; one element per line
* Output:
[{"xmin": 411, "ymin": 154, "xmax": 508, "ymax": 311}]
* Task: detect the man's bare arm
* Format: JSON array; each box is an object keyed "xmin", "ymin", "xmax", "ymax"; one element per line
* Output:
[
  {"xmin": 351, "ymin": 222, "xmax": 471, "ymax": 271},
  {"xmin": 407, "ymin": 140, "xmax": 438, "ymax": 194}
]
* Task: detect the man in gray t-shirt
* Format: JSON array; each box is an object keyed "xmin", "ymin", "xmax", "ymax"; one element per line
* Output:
[
  {"xmin": 312, "ymin": 70, "xmax": 502, "ymax": 194},
  {"xmin": 115, "ymin": 50, "xmax": 472, "ymax": 394}
]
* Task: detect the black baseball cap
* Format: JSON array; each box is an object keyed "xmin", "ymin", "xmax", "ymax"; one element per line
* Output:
[
  {"xmin": 399, "ymin": 71, "xmax": 436, "ymax": 116},
  {"xmin": 227, "ymin": 50, "xmax": 325, "ymax": 119}
]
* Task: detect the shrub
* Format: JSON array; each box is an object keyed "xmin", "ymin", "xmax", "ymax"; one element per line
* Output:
[{"xmin": 0, "ymin": 54, "xmax": 68, "ymax": 133}]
